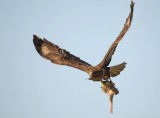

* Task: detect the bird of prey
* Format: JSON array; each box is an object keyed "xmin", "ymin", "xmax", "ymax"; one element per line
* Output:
[{"xmin": 33, "ymin": 1, "xmax": 134, "ymax": 113}]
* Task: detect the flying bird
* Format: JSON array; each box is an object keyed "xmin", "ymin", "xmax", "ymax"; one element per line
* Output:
[
  {"xmin": 33, "ymin": 1, "xmax": 134, "ymax": 113},
  {"xmin": 33, "ymin": 1, "xmax": 134, "ymax": 81}
]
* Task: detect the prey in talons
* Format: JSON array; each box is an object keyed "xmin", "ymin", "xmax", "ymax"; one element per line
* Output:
[{"xmin": 101, "ymin": 79, "xmax": 119, "ymax": 113}]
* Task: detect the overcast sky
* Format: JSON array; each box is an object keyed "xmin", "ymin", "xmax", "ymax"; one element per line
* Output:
[{"xmin": 1, "ymin": 0, "xmax": 160, "ymax": 118}]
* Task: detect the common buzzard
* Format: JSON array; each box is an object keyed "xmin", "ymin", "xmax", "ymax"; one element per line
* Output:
[{"xmin": 33, "ymin": 1, "xmax": 134, "ymax": 113}]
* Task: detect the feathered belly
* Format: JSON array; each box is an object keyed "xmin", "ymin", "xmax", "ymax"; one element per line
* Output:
[{"xmin": 88, "ymin": 68, "xmax": 110, "ymax": 81}]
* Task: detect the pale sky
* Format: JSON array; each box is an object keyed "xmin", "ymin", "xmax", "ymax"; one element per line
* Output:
[{"xmin": 1, "ymin": 0, "xmax": 160, "ymax": 118}]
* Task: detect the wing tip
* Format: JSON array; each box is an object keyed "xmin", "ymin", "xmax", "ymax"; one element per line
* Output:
[
  {"xmin": 123, "ymin": 62, "xmax": 127, "ymax": 65},
  {"xmin": 33, "ymin": 34, "xmax": 41, "ymax": 41},
  {"xmin": 130, "ymin": 1, "xmax": 135, "ymax": 11},
  {"xmin": 33, "ymin": 34, "xmax": 45, "ymax": 56},
  {"xmin": 33, "ymin": 34, "xmax": 43, "ymax": 44},
  {"xmin": 33, "ymin": 34, "xmax": 42, "ymax": 42},
  {"xmin": 33, "ymin": 34, "xmax": 37, "ymax": 38}
]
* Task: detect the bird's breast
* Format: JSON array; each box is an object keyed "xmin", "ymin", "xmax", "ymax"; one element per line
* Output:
[{"xmin": 88, "ymin": 70, "xmax": 104, "ymax": 81}]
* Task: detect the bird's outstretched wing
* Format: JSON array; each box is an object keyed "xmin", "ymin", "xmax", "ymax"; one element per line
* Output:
[
  {"xmin": 33, "ymin": 35, "xmax": 92, "ymax": 72},
  {"xmin": 97, "ymin": 1, "xmax": 134, "ymax": 68}
]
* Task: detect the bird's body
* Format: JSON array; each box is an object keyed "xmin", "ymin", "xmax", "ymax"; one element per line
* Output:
[{"xmin": 33, "ymin": 1, "xmax": 134, "ymax": 113}]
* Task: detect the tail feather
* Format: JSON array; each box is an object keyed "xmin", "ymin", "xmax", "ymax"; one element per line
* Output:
[{"xmin": 109, "ymin": 62, "xmax": 127, "ymax": 77}]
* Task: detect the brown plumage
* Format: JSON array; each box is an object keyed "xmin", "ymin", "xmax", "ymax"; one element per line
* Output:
[
  {"xmin": 33, "ymin": 1, "xmax": 134, "ymax": 113},
  {"xmin": 33, "ymin": 1, "xmax": 134, "ymax": 82}
]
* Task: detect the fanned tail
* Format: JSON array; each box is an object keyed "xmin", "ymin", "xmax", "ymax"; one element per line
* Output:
[{"xmin": 109, "ymin": 62, "xmax": 127, "ymax": 77}]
